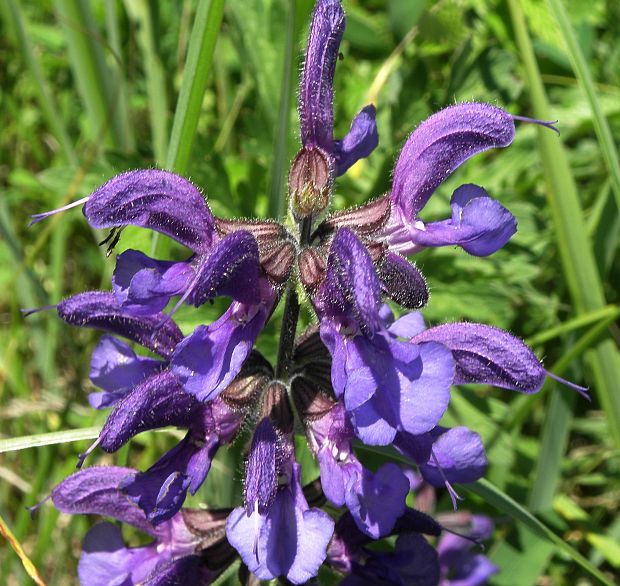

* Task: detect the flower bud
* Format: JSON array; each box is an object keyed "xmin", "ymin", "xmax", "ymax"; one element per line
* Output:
[{"xmin": 289, "ymin": 146, "xmax": 332, "ymax": 219}]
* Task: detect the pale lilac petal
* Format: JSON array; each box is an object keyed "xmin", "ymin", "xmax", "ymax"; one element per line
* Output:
[
  {"xmin": 392, "ymin": 103, "xmax": 515, "ymax": 218},
  {"xmin": 83, "ymin": 170, "xmax": 216, "ymax": 254},
  {"xmin": 299, "ymin": 0, "xmax": 345, "ymax": 152},
  {"xmin": 113, "ymin": 250, "xmax": 193, "ymax": 315},
  {"xmin": 421, "ymin": 427, "xmax": 487, "ymax": 486},
  {"xmin": 412, "ymin": 185, "xmax": 517, "ymax": 256},
  {"xmin": 334, "ymin": 105, "xmax": 379, "ymax": 175},
  {"xmin": 57, "ymin": 292, "xmax": 183, "ymax": 358},
  {"xmin": 171, "ymin": 293, "xmax": 273, "ymax": 402},
  {"xmin": 412, "ymin": 322, "xmax": 547, "ymax": 393},
  {"xmin": 388, "ymin": 311, "xmax": 426, "ymax": 339},
  {"xmin": 345, "ymin": 463, "xmax": 409, "ymax": 538},
  {"xmin": 89, "ymin": 335, "xmax": 162, "ymax": 408},
  {"xmin": 51, "ymin": 467, "xmax": 157, "ymax": 536},
  {"xmin": 78, "ymin": 523, "xmax": 159, "ymax": 586}
]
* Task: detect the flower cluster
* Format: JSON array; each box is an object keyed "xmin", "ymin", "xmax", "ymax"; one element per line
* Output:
[{"xmin": 29, "ymin": 0, "xmax": 586, "ymax": 584}]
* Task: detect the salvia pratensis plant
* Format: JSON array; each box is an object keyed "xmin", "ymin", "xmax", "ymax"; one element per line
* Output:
[{"xmin": 28, "ymin": 0, "xmax": 587, "ymax": 583}]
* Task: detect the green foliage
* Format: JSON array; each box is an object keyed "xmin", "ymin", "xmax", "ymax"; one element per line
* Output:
[{"xmin": 0, "ymin": 0, "xmax": 618, "ymax": 584}]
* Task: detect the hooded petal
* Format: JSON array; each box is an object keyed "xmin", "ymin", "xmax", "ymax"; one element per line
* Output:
[
  {"xmin": 89, "ymin": 335, "xmax": 163, "ymax": 408},
  {"xmin": 412, "ymin": 322, "xmax": 547, "ymax": 393},
  {"xmin": 411, "ymin": 184, "xmax": 517, "ymax": 256},
  {"xmin": 83, "ymin": 170, "xmax": 216, "ymax": 254},
  {"xmin": 244, "ymin": 418, "xmax": 279, "ymax": 514},
  {"xmin": 51, "ymin": 467, "xmax": 157, "ymax": 536},
  {"xmin": 99, "ymin": 370, "xmax": 199, "ymax": 452},
  {"xmin": 319, "ymin": 227, "xmax": 383, "ymax": 336},
  {"xmin": 334, "ymin": 105, "xmax": 379, "ymax": 176},
  {"xmin": 420, "ymin": 427, "xmax": 487, "ymax": 486},
  {"xmin": 392, "ymin": 103, "xmax": 515, "ymax": 218},
  {"xmin": 57, "ymin": 292, "xmax": 183, "ymax": 358},
  {"xmin": 299, "ymin": 0, "xmax": 345, "ymax": 152}
]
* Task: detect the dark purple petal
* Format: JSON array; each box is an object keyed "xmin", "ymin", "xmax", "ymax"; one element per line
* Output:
[
  {"xmin": 142, "ymin": 555, "xmax": 213, "ymax": 586},
  {"xmin": 393, "ymin": 431, "xmax": 434, "ymax": 466},
  {"xmin": 421, "ymin": 427, "xmax": 487, "ymax": 486},
  {"xmin": 78, "ymin": 523, "xmax": 159, "ymax": 586},
  {"xmin": 392, "ymin": 103, "xmax": 515, "ymax": 218},
  {"xmin": 345, "ymin": 463, "xmax": 409, "ymax": 539},
  {"xmin": 244, "ymin": 418, "xmax": 278, "ymax": 514},
  {"xmin": 319, "ymin": 228, "xmax": 382, "ymax": 336},
  {"xmin": 299, "ymin": 0, "xmax": 345, "ymax": 152},
  {"xmin": 83, "ymin": 170, "xmax": 216, "ymax": 254},
  {"xmin": 189, "ymin": 231, "xmax": 261, "ymax": 306},
  {"xmin": 89, "ymin": 335, "xmax": 163, "ymax": 408},
  {"xmin": 171, "ymin": 288, "xmax": 274, "ymax": 402},
  {"xmin": 412, "ymin": 322, "xmax": 547, "ymax": 393},
  {"xmin": 334, "ymin": 105, "xmax": 379, "ymax": 175},
  {"xmin": 411, "ymin": 184, "xmax": 517, "ymax": 256},
  {"xmin": 51, "ymin": 467, "xmax": 157, "ymax": 536},
  {"xmin": 376, "ymin": 252, "xmax": 428, "ymax": 309},
  {"xmin": 113, "ymin": 250, "xmax": 193, "ymax": 315},
  {"xmin": 120, "ymin": 433, "xmax": 219, "ymax": 525},
  {"xmin": 99, "ymin": 370, "xmax": 199, "ymax": 452},
  {"xmin": 226, "ymin": 464, "xmax": 334, "ymax": 584},
  {"xmin": 57, "ymin": 292, "xmax": 183, "ymax": 358}
]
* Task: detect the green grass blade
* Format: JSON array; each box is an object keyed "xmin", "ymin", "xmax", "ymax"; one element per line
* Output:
[
  {"xmin": 2, "ymin": 0, "xmax": 76, "ymax": 165},
  {"xmin": 463, "ymin": 479, "xmax": 614, "ymax": 586},
  {"xmin": 547, "ymin": 0, "xmax": 620, "ymax": 215},
  {"xmin": 165, "ymin": 0, "xmax": 224, "ymax": 174},
  {"xmin": 0, "ymin": 428, "xmax": 100, "ymax": 453},
  {"xmin": 123, "ymin": 0, "xmax": 168, "ymax": 163},
  {"xmin": 508, "ymin": 0, "xmax": 620, "ymax": 452},
  {"xmin": 52, "ymin": 0, "xmax": 130, "ymax": 150},
  {"xmin": 267, "ymin": 0, "xmax": 298, "ymax": 219},
  {"xmin": 527, "ymin": 388, "xmax": 575, "ymax": 512}
]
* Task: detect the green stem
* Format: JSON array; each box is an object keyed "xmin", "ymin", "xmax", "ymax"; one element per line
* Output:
[{"xmin": 275, "ymin": 286, "xmax": 300, "ymax": 381}]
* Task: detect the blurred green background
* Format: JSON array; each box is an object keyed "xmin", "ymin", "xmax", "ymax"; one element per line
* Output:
[{"xmin": 0, "ymin": 0, "xmax": 618, "ymax": 584}]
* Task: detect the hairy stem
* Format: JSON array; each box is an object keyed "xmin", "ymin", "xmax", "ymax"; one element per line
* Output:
[{"xmin": 275, "ymin": 285, "xmax": 301, "ymax": 380}]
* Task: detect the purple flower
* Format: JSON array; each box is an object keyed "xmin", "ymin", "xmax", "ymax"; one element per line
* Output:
[
  {"xmin": 50, "ymin": 467, "xmax": 230, "ymax": 585},
  {"xmin": 293, "ymin": 385, "xmax": 409, "ymax": 538},
  {"xmin": 316, "ymin": 227, "xmax": 455, "ymax": 445},
  {"xmin": 377, "ymin": 104, "xmax": 518, "ymax": 258},
  {"xmin": 226, "ymin": 408, "xmax": 334, "ymax": 584},
  {"xmin": 298, "ymin": 0, "xmax": 378, "ymax": 177},
  {"xmin": 437, "ymin": 515, "xmax": 498, "ymax": 586}
]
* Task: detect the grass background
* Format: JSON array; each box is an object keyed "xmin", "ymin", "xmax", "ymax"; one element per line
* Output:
[{"xmin": 0, "ymin": 0, "xmax": 618, "ymax": 584}]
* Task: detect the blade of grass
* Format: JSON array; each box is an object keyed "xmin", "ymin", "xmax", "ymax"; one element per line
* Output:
[
  {"xmin": 267, "ymin": 0, "xmax": 298, "ymax": 219},
  {"xmin": 152, "ymin": 0, "xmax": 224, "ymax": 257},
  {"xmin": 2, "ymin": 0, "xmax": 77, "ymax": 165},
  {"xmin": 165, "ymin": 0, "xmax": 224, "ymax": 174},
  {"xmin": 52, "ymin": 0, "xmax": 129, "ymax": 150},
  {"xmin": 463, "ymin": 479, "xmax": 614, "ymax": 586},
  {"xmin": 0, "ymin": 513, "xmax": 46, "ymax": 586},
  {"xmin": 508, "ymin": 0, "xmax": 620, "ymax": 452},
  {"xmin": 123, "ymin": 0, "xmax": 168, "ymax": 163},
  {"xmin": 547, "ymin": 0, "xmax": 620, "ymax": 215},
  {"xmin": 525, "ymin": 305, "xmax": 620, "ymax": 347}
]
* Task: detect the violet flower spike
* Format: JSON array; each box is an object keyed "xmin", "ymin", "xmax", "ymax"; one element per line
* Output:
[{"xmin": 298, "ymin": 0, "xmax": 378, "ymax": 177}]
